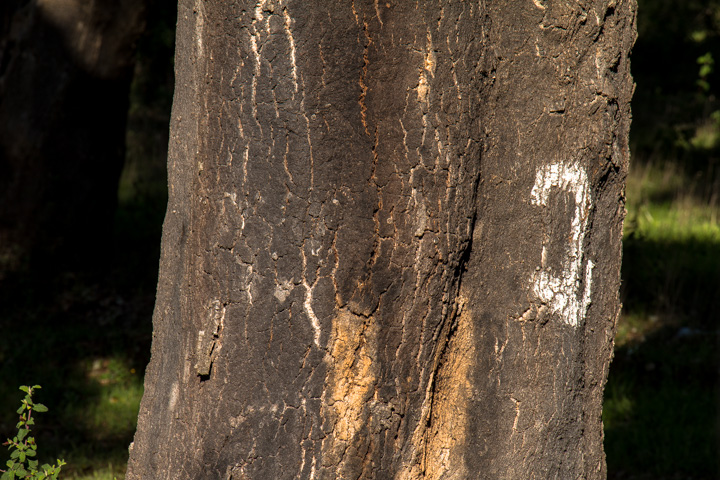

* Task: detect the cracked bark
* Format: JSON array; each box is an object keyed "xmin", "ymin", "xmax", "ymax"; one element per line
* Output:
[{"xmin": 127, "ymin": 1, "xmax": 636, "ymax": 479}]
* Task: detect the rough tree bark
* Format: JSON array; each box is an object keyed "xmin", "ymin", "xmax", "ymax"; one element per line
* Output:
[
  {"xmin": 0, "ymin": 0, "xmax": 145, "ymax": 270},
  {"xmin": 128, "ymin": 0, "xmax": 635, "ymax": 478}
]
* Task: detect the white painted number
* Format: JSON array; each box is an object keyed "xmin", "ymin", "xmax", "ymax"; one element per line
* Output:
[{"xmin": 530, "ymin": 163, "xmax": 594, "ymax": 327}]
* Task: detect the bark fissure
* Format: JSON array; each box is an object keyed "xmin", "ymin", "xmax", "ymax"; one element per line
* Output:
[{"xmin": 127, "ymin": 0, "xmax": 635, "ymax": 478}]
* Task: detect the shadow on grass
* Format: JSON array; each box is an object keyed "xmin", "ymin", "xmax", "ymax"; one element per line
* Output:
[
  {"xmin": 0, "ymin": 195, "xmax": 162, "ymax": 478},
  {"xmin": 0, "ymin": 4, "xmax": 173, "ymax": 474},
  {"xmin": 606, "ymin": 234, "xmax": 720, "ymax": 479},
  {"xmin": 622, "ymin": 236, "xmax": 720, "ymax": 324},
  {"xmin": 605, "ymin": 327, "xmax": 719, "ymax": 479}
]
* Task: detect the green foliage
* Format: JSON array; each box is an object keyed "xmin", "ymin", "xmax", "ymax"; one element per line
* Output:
[
  {"xmin": 1, "ymin": 387, "xmax": 65, "ymax": 480},
  {"xmin": 696, "ymin": 52, "xmax": 714, "ymax": 92}
]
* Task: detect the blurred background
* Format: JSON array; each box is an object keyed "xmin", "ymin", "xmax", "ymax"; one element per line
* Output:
[{"xmin": 0, "ymin": 1, "xmax": 718, "ymax": 478}]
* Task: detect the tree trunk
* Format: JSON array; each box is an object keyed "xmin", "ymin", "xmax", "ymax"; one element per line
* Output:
[
  {"xmin": 128, "ymin": 0, "xmax": 635, "ymax": 478},
  {"xmin": 0, "ymin": 0, "xmax": 145, "ymax": 271}
]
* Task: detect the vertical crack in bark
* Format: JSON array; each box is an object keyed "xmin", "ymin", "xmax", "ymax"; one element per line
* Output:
[
  {"xmin": 283, "ymin": 8, "xmax": 298, "ymax": 97},
  {"xmin": 194, "ymin": 299, "xmax": 226, "ymax": 377},
  {"xmin": 358, "ymin": 17, "xmax": 372, "ymax": 137},
  {"xmin": 398, "ymin": 214, "xmax": 479, "ymax": 479},
  {"xmin": 302, "ymin": 245, "xmax": 321, "ymax": 348}
]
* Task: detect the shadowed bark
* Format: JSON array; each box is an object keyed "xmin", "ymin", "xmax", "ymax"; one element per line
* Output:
[{"xmin": 128, "ymin": 1, "xmax": 636, "ymax": 478}]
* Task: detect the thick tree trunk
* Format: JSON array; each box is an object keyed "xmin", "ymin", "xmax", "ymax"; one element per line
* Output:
[
  {"xmin": 0, "ymin": 0, "xmax": 145, "ymax": 271},
  {"xmin": 128, "ymin": 0, "xmax": 635, "ymax": 478}
]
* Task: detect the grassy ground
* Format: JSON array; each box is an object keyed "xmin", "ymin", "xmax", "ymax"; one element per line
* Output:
[
  {"xmin": 0, "ymin": 196, "xmax": 161, "ymax": 479},
  {"xmin": 0, "ymin": 25, "xmax": 170, "ymax": 478},
  {"xmin": 604, "ymin": 157, "xmax": 720, "ymax": 479}
]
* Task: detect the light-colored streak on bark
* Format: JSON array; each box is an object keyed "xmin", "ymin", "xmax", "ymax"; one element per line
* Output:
[
  {"xmin": 301, "ymin": 248, "xmax": 321, "ymax": 348},
  {"xmin": 283, "ymin": 9, "xmax": 298, "ymax": 95}
]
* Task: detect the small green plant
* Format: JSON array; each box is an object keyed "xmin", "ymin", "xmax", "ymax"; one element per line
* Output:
[
  {"xmin": 696, "ymin": 52, "xmax": 714, "ymax": 92},
  {"xmin": 1, "ymin": 386, "xmax": 65, "ymax": 480}
]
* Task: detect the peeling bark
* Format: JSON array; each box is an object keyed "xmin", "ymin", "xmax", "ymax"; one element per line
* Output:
[{"xmin": 128, "ymin": 1, "xmax": 636, "ymax": 478}]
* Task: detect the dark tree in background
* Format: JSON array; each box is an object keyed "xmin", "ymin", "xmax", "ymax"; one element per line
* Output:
[
  {"xmin": 0, "ymin": 0, "xmax": 145, "ymax": 271},
  {"xmin": 0, "ymin": 3, "xmax": 167, "ymax": 475},
  {"xmin": 128, "ymin": 0, "xmax": 636, "ymax": 478}
]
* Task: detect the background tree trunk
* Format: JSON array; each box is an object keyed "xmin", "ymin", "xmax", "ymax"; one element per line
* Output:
[
  {"xmin": 0, "ymin": 0, "xmax": 145, "ymax": 271},
  {"xmin": 128, "ymin": 0, "xmax": 635, "ymax": 478}
]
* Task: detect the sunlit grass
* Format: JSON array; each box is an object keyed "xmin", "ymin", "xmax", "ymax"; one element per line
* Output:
[
  {"xmin": 64, "ymin": 464, "xmax": 125, "ymax": 480},
  {"xmin": 621, "ymin": 158, "xmax": 720, "ymax": 327},
  {"xmin": 605, "ymin": 156, "xmax": 720, "ymax": 478},
  {"xmin": 80, "ymin": 358, "xmax": 144, "ymax": 440},
  {"xmin": 56, "ymin": 356, "xmax": 143, "ymax": 479},
  {"xmin": 625, "ymin": 160, "xmax": 720, "ymax": 241}
]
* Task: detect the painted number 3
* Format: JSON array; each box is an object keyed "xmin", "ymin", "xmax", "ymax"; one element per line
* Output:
[{"xmin": 530, "ymin": 163, "xmax": 594, "ymax": 327}]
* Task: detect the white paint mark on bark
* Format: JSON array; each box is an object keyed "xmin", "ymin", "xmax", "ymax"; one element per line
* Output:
[
  {"xmin": 530, "ymin": 162, "xmax": 593, "ymax": 327},
  {"xmin": 532, "ymin": 0, "xmax": 546, "ymax": 9}
]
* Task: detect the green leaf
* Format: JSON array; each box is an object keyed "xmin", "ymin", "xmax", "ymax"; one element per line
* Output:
[
  {"xmin": 25, "ymin": 449, "xmax": 35, "ymax": 457},
  {"xmin": 31, "ymin": 386, "xmax": 41, "ymax": 390},
  {"xmin": 10, "ymin": 450, "xmax": 20, "ymax": 460},
  {"xmin": 18, "ymin": 387, "xmax": 29, "ymax": 394},
  {"xmin": 31, "ymin": 404, "xmax": 47, "ymax": 413},
  {"xmin": 697, "ymin": 52, "xmax": 714, "ymax": 65},
  {"xmin": 16, "ymin": 430, "xmax": 28, "ymax": 442},
  {"xmin": 25, "ymin": 418, "xmax": 34, "ymax": 426},
  {"xmin": 0, "ymin": 470, "xmax": 14, "ymax": 480},
  {"xmin": 15, "ymin": 406, "xmax": 24, "ymax": 415},
  {"xmin": 6, "ymin": 460, "xmax": 15, "ymax": 468},
  {"xmin": 697, "ymin": 79, "xmax": 711, "ymax": 92},
  {"xmin": 28, "ymin": 460, "xmax": 38, "ymax": 469},
  {"xmin": 13, "ymin": 468, "xmax": 25, "ymax": 477},
  {"xmin": 18, "ymin": 452, "xmax": 24, "ymax": 463}
]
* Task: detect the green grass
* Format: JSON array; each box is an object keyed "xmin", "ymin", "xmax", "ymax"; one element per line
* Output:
[
  {"xmin": 0, "ymin": 190, "xmax": 159, "ymax": 479},
  {"xmin": 604, "ymin": 158, "xmax": 720, "ymax": 479}
]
